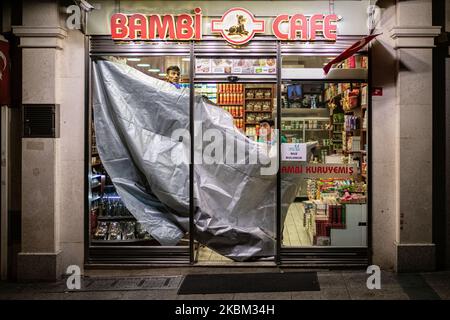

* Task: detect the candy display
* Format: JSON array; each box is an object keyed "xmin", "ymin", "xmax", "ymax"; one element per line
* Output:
[
  {"xmin": 93, "ymin": 221, "xmax": 109, "ymax": 240},
  {"xmin": 92, "ymin": 220, "xmax": 149, "ymax": 241}
]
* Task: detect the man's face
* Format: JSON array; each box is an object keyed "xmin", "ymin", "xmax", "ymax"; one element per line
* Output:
[
  {"xmin": 167, "ymin": 70, "xmax": 180, "ymax": 83},
  {"xmin": 260, "ymin": 122, "xmax": 271, "ymax": 132},
  {"xmin": 260, "ymin": 122, "xmax": 272, "ymax": 137}
]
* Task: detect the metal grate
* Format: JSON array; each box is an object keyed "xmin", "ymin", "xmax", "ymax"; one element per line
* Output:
[
  {"xmin": 73, "ymin": 276, "xmax": 183, "ymax": 292},
  {"xmin": 280, "ymin": 247, "xmax": 369, "ymax": 266},
  {"xmin": 23, "ymin": 104, "xmax": 59, "ymax": 138}
]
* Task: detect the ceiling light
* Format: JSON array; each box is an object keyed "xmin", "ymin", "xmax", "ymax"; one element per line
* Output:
[
  {"xmin": 158, "ymin": 73, "xmax": 167, "ymax": 77},
  {"xmin": 127, "ymin": 58, "xmax": 141, "ymax": 62},
  {"xmin": 148, "ymin": 69, "xmax": 160, "ymax": 73},
  {"xmin": 136, "ymin": 63, "xmax": 151, "ymax": 67}
]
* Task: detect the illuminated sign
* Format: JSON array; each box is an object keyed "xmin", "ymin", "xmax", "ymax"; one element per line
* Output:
[
  {"xmin": 272, "ymin": 14, "xmax": 338, "ymax": 41},
  {"xmin": 110, "ymin": 8, "xmax": 338, "ymax": 43},
  {"xmin": 111, "ymin": 8, "xmax": 203, "ymax": 40}
]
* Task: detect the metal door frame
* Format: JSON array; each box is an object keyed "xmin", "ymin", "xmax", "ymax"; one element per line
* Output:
[{"xmin": 85, "ymin": 35, "xmax": 372, "ymax": 267}]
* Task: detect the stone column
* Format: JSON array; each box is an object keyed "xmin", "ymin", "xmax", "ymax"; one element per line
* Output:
[
  {"xmin": 12, "ymin": 1, "xmax": 66, "ymax": 281},
  {"xmin": 389, "ymin": 0, "xmax": 441, "ymax": 272}
]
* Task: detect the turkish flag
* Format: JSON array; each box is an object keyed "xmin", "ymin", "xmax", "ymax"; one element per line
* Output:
[
  {"xmin": 323, "ymin": 33, "xmax": 381, "ymax": 75},
  {"xmin": 0, "ymin": 38, "xmax": 11, "ymax": 106}
]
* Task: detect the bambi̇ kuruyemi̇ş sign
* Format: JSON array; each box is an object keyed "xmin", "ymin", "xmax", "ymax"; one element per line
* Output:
[{"xmin": 281, "ymin": 164, "xmax": 357, "ymax": 178}]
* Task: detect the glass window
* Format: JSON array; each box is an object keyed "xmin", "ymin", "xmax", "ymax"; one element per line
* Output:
[
  {"xmin": 89, "ymin": 54, "xmax": 191, "ymax": 247},
  {"xmin": 281, "ymin": 54, "xmax": 369, "ymax": 248}
]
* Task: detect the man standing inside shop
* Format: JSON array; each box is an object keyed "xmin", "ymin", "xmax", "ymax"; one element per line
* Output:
[
  {"xmin": 258, "ymin": 119, "xmax": 287, "ymax": 144},
  {"xmin": 166, "ymin": 65, "xmax": 181, "ymax": 89}
]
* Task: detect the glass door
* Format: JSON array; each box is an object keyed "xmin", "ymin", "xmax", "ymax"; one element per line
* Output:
[{"xmin": 193, "ymin": 56, "xmax": 279, "ymax": 264}]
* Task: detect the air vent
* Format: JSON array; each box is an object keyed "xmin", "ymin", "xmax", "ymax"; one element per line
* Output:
[{"xmin": 23, "ymin": 104, "xmax": 60, "ymax": 138}]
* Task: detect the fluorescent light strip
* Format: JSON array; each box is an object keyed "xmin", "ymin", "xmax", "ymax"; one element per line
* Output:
[
  {"xmin": 127, "ymin": 58, "xmax": 141, "ymax": 62},
  {"xmin": 136, "ymin": 63, "xmax": 151, "ymax": 67}
]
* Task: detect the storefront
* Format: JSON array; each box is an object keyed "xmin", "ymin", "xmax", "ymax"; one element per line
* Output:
[
  {"xmin": 85, "ymin": 1, "xmax": 373, "ymax": 267},
  {"xmin": 6, "ymin": 0, "xmax": 443, "ymax": 280}
]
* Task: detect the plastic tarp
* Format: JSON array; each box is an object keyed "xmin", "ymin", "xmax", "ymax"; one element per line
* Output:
[{"xmin": 92, "ymin": 60, "xmax": 301, "ymax": 261}]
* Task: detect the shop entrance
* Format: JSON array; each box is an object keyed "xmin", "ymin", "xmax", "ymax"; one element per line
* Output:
[
  {"xmin": 193, "ymin": 80, "xmax": 279, "ymax": 265},
  {"xmin": 86, "ymin": 37, "xmax": 370, "ymax": 267}
]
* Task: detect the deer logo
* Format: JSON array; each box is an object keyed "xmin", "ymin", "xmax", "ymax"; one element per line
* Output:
[
  {"xmin": 211, "ymin": 8, "xmax": 265, "ymax": 45},
  {"xmin": 225, "ymin": 15, "xmax": 249, "ymax": 37}
]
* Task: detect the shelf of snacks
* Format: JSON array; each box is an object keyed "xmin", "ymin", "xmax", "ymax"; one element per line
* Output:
[
  {"xmin": 245, "ymin": 87, "xmax": 272, "ymax": 100},
  {"xmin": 245, "ymin": 100, "xmax": 272, "ymax": 112},
  {"xmin": 91, "ymin": 239, "xmax": 159, "ymax": 246},
  {"xmin": 97, "ymin": 215, "xmax": 135, "ymax": 221},
  {"xmin": 195, "ymin": 83, "xmax": 218, "ymax": 104},
  {"xmin": 242, "ymin": 85, "xmax": 275, "ymax": 140},
  {"xmin": 221, "ymin": 106, "xmax": 244, "ymax": 117},
  {"xmin": 91, "ymin": 215, "xmax": 158, "ymax": 244},
  {"xmin": 246, "ymin": 112, "xmax": 272, "ymax": 125},
  {"xmin": 217, "ymin": 83, "xmax": 244, "ymax": 105}
]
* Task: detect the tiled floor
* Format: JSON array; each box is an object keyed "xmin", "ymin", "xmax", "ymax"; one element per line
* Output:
[
  {"xmin": 196, "ymin": 202, "xmax": 311, "ymax": 262},
  {"xmin": 282, "ymin": 202, "xmax": 312, "ymax": 246}
]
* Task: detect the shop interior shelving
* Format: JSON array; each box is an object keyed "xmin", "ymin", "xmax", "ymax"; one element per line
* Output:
[
  {"xmin": 325, "ymin": 82, "xmax": 368, "ymax": 180},
  {"xmin": 243, "ymin": 85, "xmax": 274, "ymax": 140}
]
